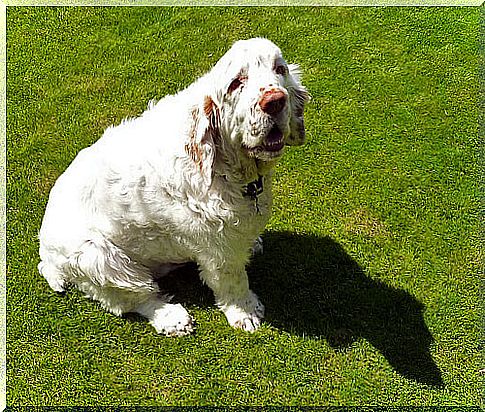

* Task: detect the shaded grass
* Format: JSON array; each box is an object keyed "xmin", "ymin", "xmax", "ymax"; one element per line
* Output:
[{"xmin": 7, "ymin": 6, "xmax": 481, "ymax": 406}]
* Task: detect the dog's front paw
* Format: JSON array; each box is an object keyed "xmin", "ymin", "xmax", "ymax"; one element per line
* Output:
[
  {"xmin": 222, "ymin": 291, "xmax": 265, "ymax": 332},
  {"xmin": 150, "ymin": 303, "xmax": 194, "ymax": 337}
]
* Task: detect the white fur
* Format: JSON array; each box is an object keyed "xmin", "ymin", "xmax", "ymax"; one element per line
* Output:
[{"xmin": 38, "ymin": 38, "xmax": 308, "ymax": 336}]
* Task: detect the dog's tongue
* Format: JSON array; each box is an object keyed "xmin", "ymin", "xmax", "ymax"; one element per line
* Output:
[{"xmin": 263, "ymin": 126, "xmax": 284, "ymax": 152}]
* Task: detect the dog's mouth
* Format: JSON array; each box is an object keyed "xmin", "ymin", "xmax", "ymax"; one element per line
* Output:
[{"xmin": 244, "ymin": 125, "xmax": 285, "ymax": 159}]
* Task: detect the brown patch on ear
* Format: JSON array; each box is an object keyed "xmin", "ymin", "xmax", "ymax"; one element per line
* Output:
[
  {"xmin": 203, "ymin": 96, "xmax": 215, "ymax": 117},
  {"xmin": 185, "ymin": 107, "xmax": 205, "ymax": 172},
  {"xmin": 185, "ymin": 97, "xmax": 220, "ymax": 185},
  {"xmin": 204, "ymin": 96, "xmax": 221, "ymax": 142}
]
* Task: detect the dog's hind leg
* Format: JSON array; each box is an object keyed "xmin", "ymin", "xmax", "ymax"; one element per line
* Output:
[
  {"xmin": 63, "ymin": 236, "xmax": 193, "ymax": 336},
  {"xmin": 38, "ymin": 260, "xmax": 67, "ymax": 293},
  {"xmin": 134, "ymin": 298, "xmax": 194, "ymax": 337}
]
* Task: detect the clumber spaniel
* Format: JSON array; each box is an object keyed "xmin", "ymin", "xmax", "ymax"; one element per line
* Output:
[{"xmin": 38, "ymin": 38, "xmax": 309, "ymax": 336}]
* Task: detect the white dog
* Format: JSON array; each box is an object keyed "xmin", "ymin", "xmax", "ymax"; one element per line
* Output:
[{"xmin": 38, "ymin": 38, "xmax": 309, "ymax": 336}]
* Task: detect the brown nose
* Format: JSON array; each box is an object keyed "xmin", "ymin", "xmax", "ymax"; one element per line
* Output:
[{"xmin": 259, "ymin": 89, "xmax": 287, "ymax": 115}]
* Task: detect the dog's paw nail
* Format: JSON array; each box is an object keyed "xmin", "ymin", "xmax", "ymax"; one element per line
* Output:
[{"xmin": 233, "ymin": 315, "xmax": 262, "ymax": 332}]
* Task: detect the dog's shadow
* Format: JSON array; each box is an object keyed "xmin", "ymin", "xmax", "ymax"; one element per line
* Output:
[{"xmin": 158, "ymin": 231, "xmax": 443, "ymax": 387}]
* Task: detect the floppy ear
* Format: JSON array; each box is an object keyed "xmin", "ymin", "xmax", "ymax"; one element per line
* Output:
[
  {"xmin": 185, "ymin": 96, "xmax": 220, "ymax": 187},
  {"xmin": 286, "ymin": 63, "xmax": 310, "ymax": 146}
]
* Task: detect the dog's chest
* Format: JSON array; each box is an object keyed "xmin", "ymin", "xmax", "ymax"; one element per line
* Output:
[{"xmin": 113, "ymin": 181, "xmax": 271, "ymax": 266}]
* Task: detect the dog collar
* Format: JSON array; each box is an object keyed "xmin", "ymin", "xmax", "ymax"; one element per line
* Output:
[{"xmin": 243, "ymin": 175, "xmax": 264, "ymax": 201}]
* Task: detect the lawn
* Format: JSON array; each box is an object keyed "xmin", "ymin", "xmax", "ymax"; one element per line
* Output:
[{"xmin": 6, "ymin": 6, "xmax": 481, "ymax": 406}]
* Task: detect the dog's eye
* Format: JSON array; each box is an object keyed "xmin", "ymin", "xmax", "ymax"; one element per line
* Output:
[
  {"xmin": 275, "ymin": 65, "xmax": 288, "ymax": 76},
  {"xmin": 228, "ymin": 76, "xmax": 245, "ymax": 93}
]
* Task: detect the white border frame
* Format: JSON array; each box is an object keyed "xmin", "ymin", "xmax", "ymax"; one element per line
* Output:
[{"xmin": 1, "ymin": 3, "xmax": 482, "ymax": 410}]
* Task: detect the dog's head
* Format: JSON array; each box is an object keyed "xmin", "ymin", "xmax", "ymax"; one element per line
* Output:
[
  {"xmin": 186, "ymin": 38, "xmax": 309, "ymax": 184},
  {"xmin": 212, "ymin": 38, "xmax": 309, "ymax": 161}
]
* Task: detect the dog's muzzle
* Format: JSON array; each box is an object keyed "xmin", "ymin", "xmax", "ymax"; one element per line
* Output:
[
  {"xmin": 259, "ymin": 89, "xmax": 287, "ymax": 116},
  {"xmin": 243, "ymin": 88, "xmax": 289, "ymax": 160}
]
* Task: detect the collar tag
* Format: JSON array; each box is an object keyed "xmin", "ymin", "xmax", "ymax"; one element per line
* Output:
[{"xmin": 243, "ymin": 175, "xmax": 264, "ymax": 200}]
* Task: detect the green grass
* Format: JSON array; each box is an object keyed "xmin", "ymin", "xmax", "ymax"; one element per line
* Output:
[{"xmin": 6, "ymin": 6, "xmax": 481, "ymax": 406}]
